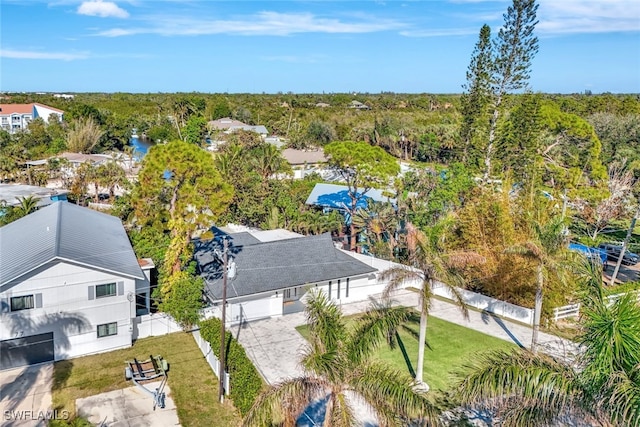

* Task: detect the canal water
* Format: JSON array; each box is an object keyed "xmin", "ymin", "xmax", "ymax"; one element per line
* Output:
[{"xmin": 130, "ymin": 137, "xmax": 153, "ymax": 160}]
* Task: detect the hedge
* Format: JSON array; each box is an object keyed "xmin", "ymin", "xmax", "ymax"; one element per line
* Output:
[{"xmin": 198, "ymin": 318, "xmax": 264, "ymax": 415}]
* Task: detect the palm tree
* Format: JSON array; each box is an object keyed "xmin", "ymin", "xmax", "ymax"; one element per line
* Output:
[
  {"xmin": 352, "ymin": 199, "xmax": 398, "ymax": 259},
  {"xmin": 380, "ymin": 221, "xmax": 483, "ymax": 390},
  {"xmin": 507, "ymin": 214, "xmax": 570, "ymax": 353},
  {"xmin": 97, "ymin": 158, "xmax": 129, "ymax": 199},
  {"xmin": 251, "ymin": 143, "xmax": 290, "ymax": 181},
  {"xmin": 243, "ymin": 290, "xmax": 438, "ymax": 426},
  {"xmin": 15, "ymin": 195, "xmax": 39, "ymax": 216},
  {"xmin": 457, "ymin": 259, "xmax": 640, "ymax": 427}
]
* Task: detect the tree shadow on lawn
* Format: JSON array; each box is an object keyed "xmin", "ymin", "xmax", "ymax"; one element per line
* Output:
[
  {"xmin": 481, "ymin": 310, "xmax": 525, "ymax": 349},
  {"xmin": 395, "ymin": 332, "xmax": 416, "ymax": 378}
]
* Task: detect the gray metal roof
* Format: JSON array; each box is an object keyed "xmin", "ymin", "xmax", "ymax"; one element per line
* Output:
[
  {"xmin": 0, "ymin": 202, "xmax": 144, "ymax": 287},
  {"xmin": 194, "ymin": 233, "xmax": 376, "ymax": 300}
]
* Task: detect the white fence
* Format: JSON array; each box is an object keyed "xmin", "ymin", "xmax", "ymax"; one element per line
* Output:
[
  {"xmin": 431, "ymin": 281, "xmax": 535, "ymax": 326},
  {"xmin": 132, "ymin": 313, "xmax": 182, "ymax": 340},
  {"xmin": 553, "ymin": 290, "xmax": 640, "ymax": 322},
  {"xmin": 192, "ymin": 328, "xmax": 230, "ymax": 395}
]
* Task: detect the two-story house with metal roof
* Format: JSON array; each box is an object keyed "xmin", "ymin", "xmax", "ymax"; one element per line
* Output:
[{"xmin": 0, "ymin": 202, "xmax": 153, "ymax": 370}]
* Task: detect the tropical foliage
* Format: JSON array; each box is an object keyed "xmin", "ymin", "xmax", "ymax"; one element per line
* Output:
[
  {"xmin": 457, "ymin": 259, "xmax": 640, "ymax": 427},
  {"xmin": 243, "ymin": 290, "xmax": 438, "ymax": 426},
  {"xmin": 381, "ymin": 222, "xmax": 483, "ymax": 388}
]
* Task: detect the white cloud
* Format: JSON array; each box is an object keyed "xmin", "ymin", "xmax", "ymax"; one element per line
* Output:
[
  {"xmin": 94, "ymin": 11, "xmax": 404, "ymax": 37},
  {"xmin": 537, "ymin": 0, "xmax": 640, "ymax": 34},
  {"xmin": 78, "ymin": 1, "xmax": 129, "ymax": 19},
  {"xmin": 0, "ymin": 49, "xmax": 89, "ymax": 61}
]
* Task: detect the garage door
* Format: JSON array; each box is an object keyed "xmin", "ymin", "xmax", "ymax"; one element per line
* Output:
[{"xmin": 0, "ymin": 332, "xmax": 54, "ymax": 370}]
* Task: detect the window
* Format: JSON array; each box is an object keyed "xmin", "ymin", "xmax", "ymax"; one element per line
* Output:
[
  {"xmin": 97, "ymin": 322, "xmax": 117, "ymax": 338},
  {"xmin": 328, "ymin": 281, "xmax": 332, "ymax": 298},
  {"xmin": 96, "ymin": 283, "xmax": 116, "ymax": 298},
  {"xmin": 346, "ymin": 278, "xmax": 350, "ymax": 298},
  {"xmin": 10, "ymin": 295, "xmax": 34, "ymax": 311},
  {"xmin": 337, "ymin": 279, "xmax": 341, "ymax": 299}
]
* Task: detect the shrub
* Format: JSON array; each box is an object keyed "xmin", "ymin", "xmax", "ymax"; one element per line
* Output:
[{"xmin": 198, "ymin": 318, "xmax": 264, "ymax": 415}]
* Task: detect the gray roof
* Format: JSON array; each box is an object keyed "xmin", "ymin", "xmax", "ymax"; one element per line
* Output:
[
  {"xmin": 0, "ymin": 202, "xmax": 144, "ymax": 287},
  {"xmin": 194, "ymin": 233, "xmax": 376, "ymax": 300}
]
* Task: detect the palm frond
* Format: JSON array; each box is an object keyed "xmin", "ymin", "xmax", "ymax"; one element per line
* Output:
[
  {"xmin": 379, "ymin": 266, "xmax": 423, "ymax": 299},
  {"xmin": 599, "ymin": 366, "xmax": 640, "ymax": 427},
  {"xmin": 351, "ymin": 361, "xmax": 441, "ymax": 426},
  {"xmin": 456, "ymin": 349, "xmax": 593, "ymax": 425},
  {"xmin": 347, "ymin": 299, "xmax": 420, "ymax": 364},
  {"xmin": 243, "ymin": 377, "xmax": 329, "ymax": 427},
  {"xmin": 579, "ymin": 291, "xmax": 640, "ymax": 383},
  {"xmin": 304, "ymin": 289, "xmax": 347, "ymax": 354},
  {"xmin": 327, "ymin": 391, "xmax": 357, "ymax": 427}
]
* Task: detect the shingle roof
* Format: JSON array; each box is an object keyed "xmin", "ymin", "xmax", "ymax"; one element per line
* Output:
[
  {"xmin": 281, "ymin": 148, "xmax": 328, "ymax": 165},
  {"xmin": 0, "ymin": 202, "xmax": 144, "ymax": 287},
  {"xmin": 194, "ymin": 233, "xmax": 376, "ymax": 300}
]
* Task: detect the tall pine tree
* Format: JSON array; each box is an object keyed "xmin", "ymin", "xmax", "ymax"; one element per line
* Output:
[
  {"xmin": 485, "ymin": 0, "xmax": 539, "ymax": 178},
  {"xmin": 460, "ymin": 24, "xmax": 493, "ymax": 169}
]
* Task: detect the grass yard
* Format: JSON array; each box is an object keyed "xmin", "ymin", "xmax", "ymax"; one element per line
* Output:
[
  {"xmin": 296, "ymin": 314, "xmax": 516, "ymax": 392},
  {"xmin": 51, "ymin": 332, "xmax": 242, "ymax": 427}
]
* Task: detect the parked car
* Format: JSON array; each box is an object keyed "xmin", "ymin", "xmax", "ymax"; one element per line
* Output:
[
  {"xmin": 597, "ymin": 243, "xmax": 640, "ymax": 266},
  {"xmin": 569, "ymin": 242, "xmax": 607, "ymax": 267}
]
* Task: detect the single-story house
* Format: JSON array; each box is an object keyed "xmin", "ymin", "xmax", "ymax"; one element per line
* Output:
[
  {"xmin": 0, "ymin": 202, "xmax": 154, "ymax": 370},
  {"xmin": 349, "ymin": 100, "xmax": 371, "ymax": 110},
  {"xmin": 281, "ymin": 148, "xmax": 328, "ymax": 179},
  {"xmin": 208, "ymin": 117, "xmax": 269, "ymax": 139},
  {"xmin": 194, "ymin": 228, "xmax": 402, "ymax": 324}
]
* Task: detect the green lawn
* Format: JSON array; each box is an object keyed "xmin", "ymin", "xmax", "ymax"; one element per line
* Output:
[
  {"xmin": 51, "ymin": 332, "xmax": 242, "ymax": 427},
  {"xmin": 296, "ymin": 314, "xmax": 516, "ymax": 391}
]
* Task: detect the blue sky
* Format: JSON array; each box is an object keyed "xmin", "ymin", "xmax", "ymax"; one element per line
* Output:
[{"xmin": 1, "ymin": 0, "xmax": 639, "ymax": 94}]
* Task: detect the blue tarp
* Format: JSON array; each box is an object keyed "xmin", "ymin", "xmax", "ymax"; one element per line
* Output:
[
  {"xmin": 569, "ymin": 242, "xmax": 607, "ymax": 264},
  {"xmin": 305, "ymin": 183, "xmax": 395, "ymax": 211}
]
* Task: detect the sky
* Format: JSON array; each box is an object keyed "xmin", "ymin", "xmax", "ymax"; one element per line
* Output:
[{"xmin": 1, "ymin": 0, "xmax": 639, "ymax": 94}]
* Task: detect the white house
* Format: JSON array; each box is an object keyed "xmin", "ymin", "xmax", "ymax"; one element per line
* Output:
[
  {"xmin": 194, "ymin": 228, "xmax": 413, "ymax": 325},
  {"xmin": 0, "ymin": 202, "xmax": 154, "ymax": 370},
  {"xmin": 0, "ymin": 103, "xmax": 64, "ymax": 134}
]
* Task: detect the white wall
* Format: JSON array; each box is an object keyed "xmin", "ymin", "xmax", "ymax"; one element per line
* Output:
[
  {"xmin": 0, "ymin": 261, "xmax": 138, "ymax": 360},
  {"xmin": 33, "ymin": 104, "xmax": 63, "ymax": 123},
  {"xmin": 132, "ymin": 313, "xmax": 182, "ymax": 340},
  {"xmin": 431, "ymin": 281, "xmax": 534, "ymax": 325}
]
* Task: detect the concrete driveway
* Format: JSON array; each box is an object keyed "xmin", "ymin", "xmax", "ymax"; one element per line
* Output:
[
  {"xmin": 76, "ymin": 381, "xmax": 180, "ymax": 427},
  {"xmin": 0, "ymin": 364, "xmax": 56, "ymax": 427}
]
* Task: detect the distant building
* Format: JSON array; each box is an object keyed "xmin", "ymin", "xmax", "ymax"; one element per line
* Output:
[
  {"xmin": 281, "ymin": 148, "xmax": 328, "ymax": 179},
  {"xmin": 208, "ymin": 117, "xmax": 269, "ymax": 138},
  {"xmin": 0, "ymin": 103, "xmax": 64, "ymax": 134},
  {"xmin": 349, "ymin": 100, "xmax": 371, "ymax": 110}
]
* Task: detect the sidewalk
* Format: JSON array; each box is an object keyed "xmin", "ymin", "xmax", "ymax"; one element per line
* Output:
[{"xmin": 234, "ymin": 289, "xmax": 580, "ymax": 387}]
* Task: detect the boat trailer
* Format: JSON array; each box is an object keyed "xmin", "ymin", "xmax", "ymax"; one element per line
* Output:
[{"xmin": 124, "ymin": 355, "xmax": 169, "ymax": 410}]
